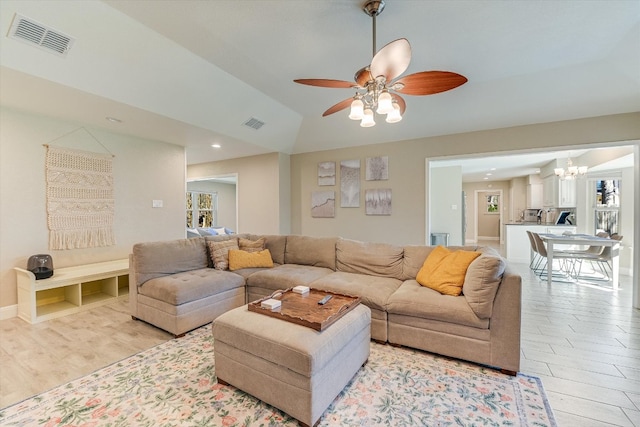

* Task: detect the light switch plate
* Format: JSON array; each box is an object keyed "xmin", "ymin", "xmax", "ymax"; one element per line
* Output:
[{"xmin": 152, "ymin": 200, "xmax": 163, "ymax": 208}]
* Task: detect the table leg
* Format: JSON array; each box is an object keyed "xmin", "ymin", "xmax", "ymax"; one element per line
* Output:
[
  {"xmin": 611, "ymin": 243, "xmax": 620, "ymax": 290},
  {"xmin": 547, "ymin": 242, "xmax": 553, "ymax": 285}
]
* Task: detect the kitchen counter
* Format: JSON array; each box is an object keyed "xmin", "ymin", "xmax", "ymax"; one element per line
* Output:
[{"xmin": 505, "ymin": 223, "xmax": 577, "ymax": 263}]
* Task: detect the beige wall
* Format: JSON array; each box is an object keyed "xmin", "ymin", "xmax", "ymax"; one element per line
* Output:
[
  {"xmin": 292, "ymin": 113, "xmax": 640, "ymax": 246},
  {"xmin": 187, "ymin": 152, "xmax": 290, "ymax": 235},
  {"xmin": 186, "ymin": 180, "xmax": 237, "ymax": 231},
  {"xmin": 0, "ymin": 108, "xmax": 186, "ymax": 310}
]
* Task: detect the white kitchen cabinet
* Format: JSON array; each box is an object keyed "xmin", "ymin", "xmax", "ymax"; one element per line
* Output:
[
  {"xmin": 557, "ymin": 178, "xmax": 576, "ymax": 207},
  {"xmin": 542, "ymin": 176, "xmax": 576, "ymax": 208},
  {"xmin": 526, "ymin": 183, "xmax": 543, "ymax": 208}
]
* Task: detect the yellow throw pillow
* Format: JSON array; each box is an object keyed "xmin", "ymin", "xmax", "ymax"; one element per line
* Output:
[
  {"xmin": 416, "ymin": 246, "xmax": 481, "ymax": 296},
  {"xmin": 228, "ymin": 249, "xmax": 274, "ymax": 271}
]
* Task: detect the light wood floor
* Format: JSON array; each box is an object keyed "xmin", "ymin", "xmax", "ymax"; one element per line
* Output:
[{"xmin": 1, "ymin": 256, "xmax": 639, "ymax": 426}]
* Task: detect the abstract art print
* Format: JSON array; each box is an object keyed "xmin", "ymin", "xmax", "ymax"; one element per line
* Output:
[
  {"xmin": 365, "ymin": 156, "xmax": 389, "ymax": 181},
  {"xmin": 340, "ymin": 159, "xmax": 360, "ymax": 207},
  {"xmin": 365, "ymin": 189, "xmax": 392, "ymax": 215},
  {"xmin": 317, "ymin": 161, "xmax": 336, "ymax": 186},
  {"xmin": 311, "ymin": 191, "xmax": 335, "ymax": 218}
]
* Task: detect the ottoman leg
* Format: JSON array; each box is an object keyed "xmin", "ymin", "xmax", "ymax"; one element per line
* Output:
[{"xmin": 217, "ymin": 378, "xmax": 230, "ymax": 386}]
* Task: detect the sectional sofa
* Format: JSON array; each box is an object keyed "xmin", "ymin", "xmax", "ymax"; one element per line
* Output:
[{"xmin": 129, "ymin": 234, "xmax": 521, "ymax": 373}]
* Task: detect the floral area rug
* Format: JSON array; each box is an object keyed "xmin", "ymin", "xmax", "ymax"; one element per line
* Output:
[{"xmin": 1, "ymin": 326, "xmax": 556, "ymax": 426}]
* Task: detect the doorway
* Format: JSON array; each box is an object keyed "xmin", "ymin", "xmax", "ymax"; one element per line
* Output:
[
  {"xmin": 186, "ymin": 173, "xmax": 238, "ymax": 233},
  {"xmin": 474, "ymin": 189, "xmax": 503, "ymax": 245}
]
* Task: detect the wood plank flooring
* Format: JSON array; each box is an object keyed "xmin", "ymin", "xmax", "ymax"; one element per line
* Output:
[{"xmin": 1, "ymin": 252, "xmax": 639, "ymax": 426}]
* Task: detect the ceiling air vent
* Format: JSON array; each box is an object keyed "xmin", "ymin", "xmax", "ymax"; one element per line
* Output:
[
  {"xmin": 8, "ymin": 14, "xmax": 75, "ymax": 57},
  {"xmin": 243, "ymin": 117, "xmax": 265, "ymax": 131}
]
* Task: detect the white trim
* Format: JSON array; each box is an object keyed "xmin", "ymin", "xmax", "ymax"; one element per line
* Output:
[{"xmin": 0, "ymin": 304, "xmax": 18, "ymax": 320}]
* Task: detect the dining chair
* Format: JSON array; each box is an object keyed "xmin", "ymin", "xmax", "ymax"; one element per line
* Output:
[
  {"xmin": 572, "ymin": 234, "xmax": 622, "ymax": 281},
  {"xmin": 530, "ymin": 232, "xmax": 576, "ymax": 279},
  {"xmin": 526, "ymin": 230, "xmax": 544, "ymax": 273}
]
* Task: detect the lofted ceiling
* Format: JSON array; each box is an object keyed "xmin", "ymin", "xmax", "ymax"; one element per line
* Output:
[{"xmin": 0, "ymin": 0, "xmax": 639, "ymax": 174}]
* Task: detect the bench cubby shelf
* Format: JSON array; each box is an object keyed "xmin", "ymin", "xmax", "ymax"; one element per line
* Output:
[{"xmin": 15, "ymin": 259, "xmax": 129, "ymax": 324}]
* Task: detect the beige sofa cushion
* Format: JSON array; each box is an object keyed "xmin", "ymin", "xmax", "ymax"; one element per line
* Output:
[
  {"xmin": 309, "ymin": 271, "xmax": 402, "ymax": 311},
  {"xmin": 336, "ymin": 238, "xmax": 404, "ymax": 279},
  {"xmin": 238, "ymin": 237, "xmax": 265, "ymax": 253},
  {"xmin": 247, "ymin": 264, "xmax": 334, "ymax": 292},
  {"xmin": 133, "ymin": 238, "xmax": 208, "ymax": 286},
  {"xmin": 285, "ymin": 235, "xmax": 337, "ymax": 270},
  {"xmin": 462, "ymin": 247, "xmax": 505, "ymax": 319},
  {"xmin": 261, "ymin": 234, "xmax": 287, "ymax": 265},
  {"xmin": 138, "ymin": 268, "xmax": 245, "ymax": 305},
  {"xmin": 386, "ymin": 279, "xmax": 489, "ymax": 329}
]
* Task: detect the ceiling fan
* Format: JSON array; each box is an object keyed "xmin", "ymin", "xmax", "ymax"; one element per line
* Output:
[{"xmin": 294, "ymin": 0, "xmax": 467, "ymax": 127}]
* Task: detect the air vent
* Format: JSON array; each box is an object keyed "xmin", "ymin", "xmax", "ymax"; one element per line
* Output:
[
  {"xmin": 8, "ymin": 14, "xmax": 74, "ymax": 57},
  {"xmin": 243, "ymin": 117, "xmax": 265, "ymax": 130}
]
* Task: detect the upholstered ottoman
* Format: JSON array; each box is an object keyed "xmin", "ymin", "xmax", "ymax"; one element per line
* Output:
[{"xmin": 212, "ymin": 304, "xmax": 371, "ymax": 427}]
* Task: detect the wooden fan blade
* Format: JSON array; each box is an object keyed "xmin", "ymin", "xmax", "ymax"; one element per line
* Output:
[
  {"xmin": 354, "ymin": 66, "xmax": 372, "ymax": 87},
  {"xmin": 394, "ymin": 71, "xmax": 467, "ymax": 96},
  {"xmin": 322, "ymin": 98, "xmax": 354, "ymax": 117},
  {"xmin": 392, "ymin": 94, "xmax": 406, "ymax": 115},
  {"xmin": 294, "ymin": 79, "xmax": 355, "ymax": 89},
  {"xmin": 370, "ymin": 38, "xmax": 411, "ymax": 82}
]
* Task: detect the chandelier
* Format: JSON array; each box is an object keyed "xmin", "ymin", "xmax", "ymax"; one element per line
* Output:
[{"xmin": 554, "ymin": 157, "xmax": 587, "ymax": 180}]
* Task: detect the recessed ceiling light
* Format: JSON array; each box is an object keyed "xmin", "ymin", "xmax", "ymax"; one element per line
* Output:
[
  {"xmin": 106, "ymin": 116, "xmax": 122, "ymax": 123},
  {"xmin": 211, "ymin": 144, "xmax": 221, "ymax": 149},
  {"xmin": 490, "ymin": 168, "xmax": 496, "ymax": 171},
  {"xmin": 486, "ymin": 173, "xmax": 492, "ymax": 176},
  {"xmin": 483, "ymin": 177, "xmax": 489, "ymax": 180}
]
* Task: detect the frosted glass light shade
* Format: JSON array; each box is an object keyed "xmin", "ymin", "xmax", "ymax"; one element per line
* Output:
[
  {"xmin": 349, "ymin": 99, "xmax": 364, "ymax": 120},
  {"xmin": 360, "ymin": 109, "xmax": 375, "ymax": 127},
  {"xmin": 376, "ymin": 91, "xmax": 393, "ymax": 114},
  {"xmin": 385, "ymin": 103, "xmax": 402, "ymax": 123}
]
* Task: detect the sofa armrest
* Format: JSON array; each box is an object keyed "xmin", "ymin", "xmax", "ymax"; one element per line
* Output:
[{"xmin": 488, "ymin": 265, "xmax": 521, "ymax": 373}]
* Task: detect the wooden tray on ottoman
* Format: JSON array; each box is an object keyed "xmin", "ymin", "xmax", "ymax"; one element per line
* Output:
[{"xmin": 248, "ymin": 288, "xmax": 361, "ymax": 331}]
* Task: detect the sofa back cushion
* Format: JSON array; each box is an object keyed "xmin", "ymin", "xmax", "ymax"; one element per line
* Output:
[
  {"xmin": 253, "ymin": 234, "xmax": 287, "ymax": 265},
  {"xmin": 285, "ymin": 235, "xmax": 337, "ymax": 270},
  {"xmin": 462, "ymin": 246, "xmax": 506, "ymax": 319},
  {"xmin": 133, "ymin": 237, "xmax": 208, "ymax": 286},
  {"xmin": 336, "ymin": 238, "xmax": 404, "ymax": 279}
]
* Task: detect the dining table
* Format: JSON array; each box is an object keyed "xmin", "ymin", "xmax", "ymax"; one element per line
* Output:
[{"xmin": 538, "ymin": 233, "xmax": 621, "ymax": 288}]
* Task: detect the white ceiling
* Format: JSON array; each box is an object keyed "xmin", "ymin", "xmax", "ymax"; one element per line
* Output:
[{"xmin": 1, "ymin": 0, "xmax": 639, "ymax": 176}]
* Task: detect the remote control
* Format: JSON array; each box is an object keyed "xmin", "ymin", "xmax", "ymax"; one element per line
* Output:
[{"xmin": 318, "ymin": 295, "xmax": 332, "ymax": 305}]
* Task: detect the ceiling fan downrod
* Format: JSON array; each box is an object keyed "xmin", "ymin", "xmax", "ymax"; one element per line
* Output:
[{"xmin": 363, "ymin": 0, "xmax": 385, "ymax": 57}]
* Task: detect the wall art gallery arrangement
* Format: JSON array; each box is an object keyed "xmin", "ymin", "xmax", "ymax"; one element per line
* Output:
[{"xmin": 312, "ymin": 156, "xmax": 391, "ymax": 217}]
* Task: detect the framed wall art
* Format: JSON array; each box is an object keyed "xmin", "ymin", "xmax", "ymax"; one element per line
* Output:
[
  {"xmin": 317, "ymin": 161, "xmax": 336, "ymax": 186},
  {"xmin": 340, "ymin": 159, "xmax": 360, "ymax": 207},
  {"xmin": 365, "ymin": 156, "xmax": 388, "ymax": 181},
  {"xmin": 311, "ymin": 191, "xmax": 335, "ymax": 218},
  {"xmin": 365, "ymin": 189, "xmax": 392, "ymax": 215}
]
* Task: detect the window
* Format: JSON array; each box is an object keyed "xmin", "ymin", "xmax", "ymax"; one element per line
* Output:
[
  {"xmin": 186, "ymin": 191, "xmax": 218, "ymax": 228},
  {"xmin": 486, "ymin": 194, "xmax": 499, "ymax": 213},
  {"xmin": 593, "ymin": 179, "xmax": 620, "ymax": 235}
]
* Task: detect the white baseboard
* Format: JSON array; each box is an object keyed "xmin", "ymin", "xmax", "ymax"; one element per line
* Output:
[{"xmin": 0, "ymin": 304, "xmax": 18, "ymax": 320}]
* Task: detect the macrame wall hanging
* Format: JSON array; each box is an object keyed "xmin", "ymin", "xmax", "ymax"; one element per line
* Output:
[{"xmin": 44, "ymin": 127, "xmax": 115, "ymax": 250}]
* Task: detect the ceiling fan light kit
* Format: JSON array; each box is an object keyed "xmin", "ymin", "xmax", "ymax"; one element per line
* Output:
[{"xmin": 294, "ymin": 0, "xmax": 467, "ymax": 128}]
